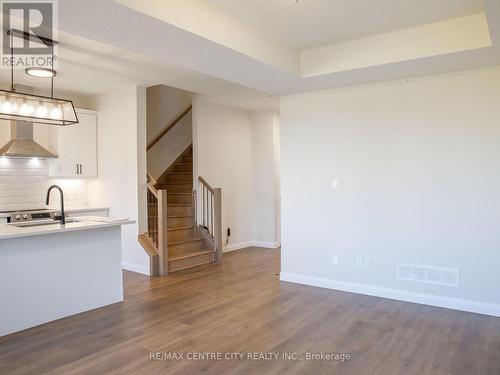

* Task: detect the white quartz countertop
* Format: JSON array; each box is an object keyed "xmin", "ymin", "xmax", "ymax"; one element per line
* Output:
[{"xmin": 0, "ymin": 216, "xmax": 134, "ymax": 240}]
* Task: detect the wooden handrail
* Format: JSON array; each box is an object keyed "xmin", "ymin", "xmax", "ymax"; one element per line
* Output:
[
  {"xmin": 147, "ymin": 106, "xmax": 192, "ymax": 151},
  {"xmin": 147, "ymin": 172, "xmax": 157, "ymax": 186},
  {"xmin": 147, "ymin": 173, "xmax": 158, "ymax": 197},
  {"xmin": 147, "ymin": 182, "xmax": 158, "ymax": 198},
  {"xmin": 198, "ymin": 176, "xmax": 214, "ymax": 193}
]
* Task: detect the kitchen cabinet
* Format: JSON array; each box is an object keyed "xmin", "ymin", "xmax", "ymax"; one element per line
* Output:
[
  {"xmin": 49, "ymin": 109, "xmax": 97, "ymax": 178},
  {"xmin": 0, "ymin": 219, "xmax": 131, "ymax": 336}
]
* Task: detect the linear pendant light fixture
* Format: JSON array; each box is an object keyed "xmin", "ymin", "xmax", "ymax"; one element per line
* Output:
[{"xmin": 0, "ymin": 29, "xmax": 78, "ymax": 126}]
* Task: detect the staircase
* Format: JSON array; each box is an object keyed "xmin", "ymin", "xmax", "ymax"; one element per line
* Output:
[
  {"xmin": 139, "ymin": 106, "xmax": 223, "ymax": 276},
  {"xmin": 157, "ymin": 146, "xmax": 214, "ymax": 273}
]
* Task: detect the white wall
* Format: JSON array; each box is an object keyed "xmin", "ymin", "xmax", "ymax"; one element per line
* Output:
[
  {"xmin": 280, "ymin": 66, "xmax": 500, "ymax": 316},
  {"xmin": 147, "ymin": 85, "xmax": 192, "ymax": 179},
  {"xmin": 273, "ymin": 115, "xmax": 281, "ymax": 246},
  {"xmin": 0, "ymin": 120, "xmax": 10, "ymax": 147},
  {"xmin": 148, "ymin": 113, "xmax": 192, "ymax": 180},
  {"xmin": 137, "ymin": 88, "xmax": 148, "ymax": 235},
  {"xmin": 88, "ymin": 86, "xmax": 149, "ymax": 275},
  {"xmin": 193, "ymin": 98, "xmax": 253, "ymax": 250},
  {"xmin": 147, "ymin": 85, "xmax": 192, "ymax": 144},
  {"xmin": 251, "ymin": 110, "xmax": 280, "ymax": 248},
  {"xmin": 193, "ymin": 98, "xmax": 280, "ymax": 251}
]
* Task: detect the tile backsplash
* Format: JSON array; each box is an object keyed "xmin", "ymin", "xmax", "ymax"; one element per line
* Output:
[{"xmin": 0, "ymin": 158, "xmax": 89, "ymax": 212}]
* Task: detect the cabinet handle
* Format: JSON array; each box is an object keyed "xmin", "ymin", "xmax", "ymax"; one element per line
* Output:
[
  {"xmin": 76, "ymin": 164, "xmax": 79, "ymax": 175},
  {"xmin": 80, "ymin": 164, "xmax": 83, "ymax": 175}
]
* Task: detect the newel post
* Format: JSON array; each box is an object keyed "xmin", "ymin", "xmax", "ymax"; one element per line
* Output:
[
  {"xmin": 213, "ymin": 188, "xmax": 223, "ymax": 264},
  {"xmin": 192, "ymin": 189, "xmax": 197, "ymax": 228}
]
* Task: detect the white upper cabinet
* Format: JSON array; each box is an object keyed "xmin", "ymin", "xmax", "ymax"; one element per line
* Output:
[{"xmin": 49, "ymin": 109, "xmax": 98, "ymax": 178}]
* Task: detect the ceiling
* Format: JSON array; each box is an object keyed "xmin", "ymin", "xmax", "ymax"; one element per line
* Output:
[
  {"xmin": 5, "ymin": 0, "xmax": 497, "ymax": 111},
  {"xmin": 0, "ymin": 41, "xmax": 136, "ymax": 98},
  {"xmin": 207, "ymin": 0, "xmax": 484, "ymax": 49},
  {"xmin": 0, "ymin": 31, "xmax": 279, "ymax": 110}
]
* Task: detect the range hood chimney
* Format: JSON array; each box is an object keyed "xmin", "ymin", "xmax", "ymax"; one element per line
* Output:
[{"xmin": 0, "ymin": 85, "xmax": 57, "ymax": 159}]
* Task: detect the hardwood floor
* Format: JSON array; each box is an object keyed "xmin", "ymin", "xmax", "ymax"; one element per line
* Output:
[{"xmin": 1, "ymin": 247, "xmax": 499, "ymax": 374}]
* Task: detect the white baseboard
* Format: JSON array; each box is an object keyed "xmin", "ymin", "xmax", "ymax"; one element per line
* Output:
[
  {"xmin": 223, "ymin": 241, "xmax": 254, "ymax": 253},
  {"xmin": 280, "ymin": 272, "xmax": 500, "ymax": 317},
  {"xmin": 122, "ymin": 261, "xmax": 150, "ymax": 276},
  {"xmin": 251, "ymin": 241, "xmax": 281, "ymax": 249},
  {"xmin": 223, "ymin": 241, "xmax": 281, "ymax": 253}
]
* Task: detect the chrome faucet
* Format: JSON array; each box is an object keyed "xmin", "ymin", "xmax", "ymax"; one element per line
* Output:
[{"xmin": 46, "ymin": 185, "xmax": 65, "ymax": 225}]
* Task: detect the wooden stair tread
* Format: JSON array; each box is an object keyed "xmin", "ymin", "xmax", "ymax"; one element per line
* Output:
[
  {"xmin": 167, "ymin": 215, "xmax": 193, "ymax": 218},
  {"xmin": 159, "ymin": 182, "xmax": 192, "ymax": 185},
  {"xmin": 169, "ymin": 259, "xmax": 213, "ymax": 273},
  {"xmin": 167, "ymin": 193, "xmax": 192, "ymax": 195},
  {"xmin": 169, "ymin": 249, "xmax": 213, "ymax": 262},
  {"xmin": 168, "ymin": 203, "xmax": 191, "ymax": 207},
  {"xmin": 168, "ymin": 172, "xmax": 192, "ymax": 175},
  {"xmin": 168, "ymin": 238, "xmax": 203, "ymax": 246},
  {"xmin": 167, "ymin": 226, "xmax": 194, "ymax": 232}
]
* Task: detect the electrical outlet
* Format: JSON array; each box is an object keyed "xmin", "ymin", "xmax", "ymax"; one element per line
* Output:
[
  {"xmin": 331, "ymin": 254, "xmax": 339, "ymax": 265},
  {"xmin": 364, "ymin": 257, "xmax": 373, "ymax": 268},
  {"xmin": 332, "ymin": 179, "xmax": 340, "ymax": 189},
  {"xmin": 356, "ymin": 257, "xmax": 363, "ymax": 268}
]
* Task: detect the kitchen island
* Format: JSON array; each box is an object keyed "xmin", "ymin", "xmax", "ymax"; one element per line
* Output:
[{"xmin": 0, "ymin": 218, "xmax": 134, "ymax": 336}]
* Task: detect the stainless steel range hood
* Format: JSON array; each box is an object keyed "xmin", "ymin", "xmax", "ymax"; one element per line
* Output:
[
  {"xmin": 0, "ymin": 85, "xmax": 57, "ymax": 159},
  {"xmin": 0, "ymin": 122, "xmax": 57, "ymax": 158}
]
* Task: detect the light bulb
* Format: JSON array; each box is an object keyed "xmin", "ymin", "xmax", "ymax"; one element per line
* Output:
[
  {"xmin": 30, "ymin": 158, "xmax": 40, "ymax": 166},
  {"xmin": 36, "ymin": 105, "xmax": 47, "ymax": 117},
  {"xmin": 20, "ymin": 103, "xmax": 34, "ymax": 116},
  {"xmin": 50, "ymin": 107, "xmax": 62, "ymax": 119},
  {"xmin": 2, "ymin": 101, "xmax": 12, "ymax": 113}
]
